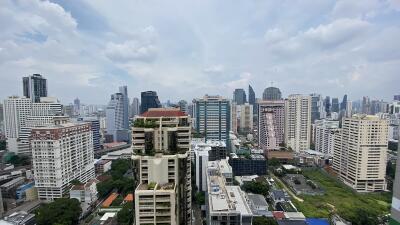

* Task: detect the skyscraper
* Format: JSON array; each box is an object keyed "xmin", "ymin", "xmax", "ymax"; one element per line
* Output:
[
  {"xmin": 340, "ymin": 94, "xmax": 348, "ymax": 111},
  {"xmin": 74, "ymin": 97, "xmax": 80, "ymax": 116},
  {"xmin": 22, "ymin": 74, "xmax": 47, "ymax": 103},
  {"xmin": 233, "ymin": 89, "xmax": 246, "ymax": 105},
  {"xmin": 119, "ymin": 86, "xmax": 129, "ymax": 129},
  {"xmin": 331, "ymin": 98, "xmax": 339, "ymax": 113},
  {"xmin": 131, "ymin": 97, "xmax": 140, "ymax": 117},
  {"xmin": 248, "ymin": 85, "xmax": 256, "ymax": 114},
  {"xmin": 324, "ymin": 96, "xmax": 331, "ymax": 117},
  {"xmin": 258, "ymin": 100, "xmax": 285, "ymax": 150},
  {"xmin": 391, "ymin": 144, "xmax": 400, "ymax": 224},
  {"xmin": 262, "ymin": 86, "xmax": 282, "ymax": 100},
  {"xmin": 310, "ymin": 93, "xmax": 324, "ymax": 123},
  {"xmin": 132, "ymin": 108, "xmax": 192, "ymax": 225},
  {"xmin": 106, "ymin": 88, "xmax": 130, "ymax": 142},
  {"xmin": 140, "ymin": 91, "xmax": 161, "ymax": 114},
  {"xmin": 333, "ymin": 115, "xmax": 388, "ymax": 192},
  {"xmin": 284, "ymin": 94, "xmax": 311, "ymax": 152},
  {"xmin": 193, "ymin": 95, "xmax": 230, "ymax": 141},
  {"xmin": 79, "ymin": 117, "xmax": 101, "ymax": 151},
  {"xmin": 362, "ymin": 96, "xmax": 371, "ymax": 114},
  {"xmin": 178, "ymin": 100, "xmax": 188, "ymax": 114},
  {"xmin": 31, "ymin": 122, "xmax": 95, "ymax": 200},
  {"xmin": 238, "ymin": 103, "xmax": 253, "ymax": 134}
]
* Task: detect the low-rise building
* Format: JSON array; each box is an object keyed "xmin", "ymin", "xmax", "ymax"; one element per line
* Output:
[
  {"xmin": 95, "ymin": 160, "xmax": 112, "ymax": 174},
  {"xmin": 70, "ymin": 179, "xmax": 99, "ymax": 207},
  {"xmin": 16, "ymin": 182, "xmax": 37, "ymax": 201},
  {"xmin": 269, "ymin": 190, "xmax": 290, "ymax": 207},
  {"xmin": 206, "ymin": 160, "xmax": 253, "ymax": 225},
  {"xmin": 229, "ymin": 154, "xmax": 267, "ymax": 176},
  {"xmin": 0, "ymin": 177, "xmax": 25, "ymax": 198},
  {"xmin": 247, "ymin": 193, "xmax": 271, "ymax": 217},
  {"xmin": 0, "ymin": 211, "xmax": 35, "ymax": 225}
]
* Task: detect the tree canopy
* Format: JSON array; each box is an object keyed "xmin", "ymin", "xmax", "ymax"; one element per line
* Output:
[
  {"xmin": 253, "ymin": 216, "xmax": 278, "ymax": 225},
  {"xmin": 241, "ymin": 180, "xmax": 269, "ymax": 196},
  {"xmin": 35, "ymin": 198, "xmax": 82, "ymax": 225}
]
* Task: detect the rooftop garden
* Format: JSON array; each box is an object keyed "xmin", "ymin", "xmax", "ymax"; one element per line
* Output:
[{"xmin": 134, "ymin": 119, "xmax": 158, "ymax": 128}]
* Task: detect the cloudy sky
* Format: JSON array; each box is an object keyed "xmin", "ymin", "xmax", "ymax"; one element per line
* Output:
[{"xmin": 1, "ymin": 0, "xmax": 399, "ymax": 104}]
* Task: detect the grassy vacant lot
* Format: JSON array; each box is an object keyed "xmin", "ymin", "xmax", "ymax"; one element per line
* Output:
[{"xmin": 292, "ymin": 169, "xmax": 392, "ymax": 221}]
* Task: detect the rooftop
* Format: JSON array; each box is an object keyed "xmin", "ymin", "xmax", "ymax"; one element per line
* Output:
[
  {"xmin": 102, "ymin": 193, "xmax": 119, "ymax": 208},
  {"xmin": 140, "ymin": 108, "xmax": 187, "ymax": 117},
  {"xmin": 2, "ymin": 211, "xmax": 35, "ymax": 224},
  {"xmin": 248, "ymin": 193, "xmax": 268, "ymax": 207},
  {"xmin": 124, "ymin": 194, "xmax": 133, "ymax": 202}
]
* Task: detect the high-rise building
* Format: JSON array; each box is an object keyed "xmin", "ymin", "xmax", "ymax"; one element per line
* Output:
[
  {"xmin": 310, "ymin": 93, "xmax": 324, "ymax": 123},
  {"xmin": 391, "ymin": 144, "xmax": 400, "ymax": 225},
  {"xmin": 132, "ymin": 108, "xmax": 192, "ymax": 225},
  {"xmin": 140, "ymin": 91, "xmax": 161, "ymax": 114},
  {"xmin": 362, "ymin": 96, "xmax": 371, "ymax": 114},
  {"xmin": 106, "ymin": 87, "xmax": 130, "ymax": 142},
  {"xmin": 193, "ymin": 95, "xmax": 230, "ymax": 141},
  {"xmin": 131, "ymin": 97, "xmax": 140, "ymax": 117},
  {"xmin": 74, "ymin": 98, "xmax": 81, "ymax": 116},
  {"xmin": 324, "ymin": 96, "xmax": 331, "ymax": 117},
  {"xmin": 0, "ymin": 103, "xmax": 4, "ymax": 130},
  {"xmin": 248, "ymin": 85, "xmax": 256, "ymax": 114},
  {"xmin": 239, "ymin": 103, "xmax": 253, "ymax": 134},
  {"xmin": 262, "ymin": 87, "xmax": 282, "ymax": 100},
  {"xmin": 340, "ymin": 94, "xmax": 348, "ymax": 111},
  {"xmin": 284, "ymin": 95, "xmax": 311, "ymax": 152},
  {"xmin": 31, "ymin": 122, "xmax": 95, "ymax": 200},
  {"xmin": 258, "ymin": 100, "xmax": 285, "ymax": 150},
  {"xmin": 233, "ymin": 89, "xmax": 246, "ymax": 105},
  {"xmin": 22, "ymin": 74, "xmax": 47, "ymax": 103},
  {"xmin": 230, "ymin": 103, "xmax": 238, "ymax": 134},
  {"xmin": 79, "ymin": 117, "xmax": 101, "ymax": 151},
  {"xmin": 119, "ymin": 86, "xmax": 129, "ymax": 129},
  {"xmin": 331, "ymin": 98, "xmax": 339, "ymax": 113},
  {"xmin": 315, "ymin": 119, "xmax": 339, "ymax": 156},
  {"xmin": 178, "ymin": 100, "xmax": 188, "ymax": 114},
  {"xmin": 333, "ymin": 115, "xmax": 388, "ymax": 192}
]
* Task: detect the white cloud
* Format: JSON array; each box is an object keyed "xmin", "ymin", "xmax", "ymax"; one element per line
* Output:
[
  {"xmin": 105, "ymin": 41, "xmax": 157, "ymax": 62},
  {"xmin": 203, "ymin": 64, "xmax": 225, "ymax": 74}
]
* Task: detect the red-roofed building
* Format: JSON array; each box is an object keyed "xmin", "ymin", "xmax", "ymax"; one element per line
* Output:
[
  {"xmin": 273, "ymin": 211, "xmax": 285, "ymax": 220},
  {"xmin": 102, "ymin": 193, "xmax": 119, "ymax": 208},
  {"xmin": 123, "ymin": 194, "xmax": 133, "ymax": 203}
]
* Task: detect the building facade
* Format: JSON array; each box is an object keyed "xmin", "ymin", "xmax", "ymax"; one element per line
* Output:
[
  {"xmin": 193, "ymin": 95, "xmax": 230, "ymax": 141},
  {"xmin": 229, "ymin": 154, "xmax": 267, "ymax": 176},
  {"xmin": 248, "ymin": 85, "xmax": 256, "ymax": 115},
  {"xmin": 140, "ymin": 91, "xmax": 161, "ymax": 114},
  {"xmin": 106, "ymin": 89, "xmax": 129, "ymax": 142},
  {"xmin": 258, "ymin": 100, "xmax": 285, "ymax": 150},
  {"xmin": 333, "ymin": 115, "xmax": 388, "ymax": 192},
  {"xmin": 31, "ymin": 122, "xmax": 95, "ymax": 200},
  {"xmin": 233, "ymin": 89, "xmax": 246, "ymax": 105},
  {"xmin": 132, "ymin": 108, "xmax": 192, "ymax": 225},
  {"xmin": 391, "ymin": 144, "xmax": 400, "ymax": 225},
  {"xmin": 23, "ymin": 74, "xmax": 47, "ymax": 103},
  {"xmin": 284, "ymin": 95, "xmax": 311, "ymax": 152},
  {"xmin": 315, "ymin": 119, "xmax": 339, "ymax": 156},
  {"xmin": 310, "ymin": 93, "xmax": 325, "ymax": 123},
  {"xmin": 131, "ymin": 97, "xmax": 140, "ymax": 118},
  {"xmin": 262, "ymin": 87, "xmax": 282, "ymax": 101}
]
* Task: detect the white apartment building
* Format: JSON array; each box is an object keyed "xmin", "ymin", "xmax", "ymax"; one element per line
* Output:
[
  {"xmin": 333, "ymin": 115, "xmax": 388, "ymax": 192},
  {"xmin": 206, "ymin": 160, "xmax": 253, "ymax": 225},
  {"xmin": 315, "ymin": 119, "xmax": 340, "ymax": 156},
  {"xmin": 31, "ymin": 122, "xmax": 95, "ymax": 200},
  {"xmin": 194, "ymin": 146, "xmax": 209, "ymax": 192},
  {"xmin": 285, "ymin": 95, "xmax": 312, "ymax": 152},
  {"xmin": 3, "ymin": 96, "xmax": 63, "ymax": 155},
  {"xmin": 132, "ymin": 108, "xmax": 192, "ymax": 225}
]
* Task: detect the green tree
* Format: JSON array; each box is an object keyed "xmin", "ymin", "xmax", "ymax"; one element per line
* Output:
[
  {"xmin": 241, "ymin": 180, "xmax": 269, "ymax": 196},
  {"xmin": 194, "ymin": 192, "xmax": 205, "ymax": 205},
  {"xmin": 117, "ymin": 203, "xmax": 134, "ymax": 225},
  {"xmin": 97, "ymin": 179, "xmax": 114, "ymax": 198},
  {"xmin": 110, "ymin": 159, "xmax": 131, "ymax": 179},
  {"xmin": 0, "ymin": 140, "xmax": 6, "ymax": 150},
  {"xmin": 268, "ymin": 158, "xmax": 281, "ymax": 167},
  {"xmin": 35, "ymin": 198, "xmax": 82, "ymax": 225},
  {"xmin": 253, "ymin": 216, "xmax": 278, "ymax": 225}
]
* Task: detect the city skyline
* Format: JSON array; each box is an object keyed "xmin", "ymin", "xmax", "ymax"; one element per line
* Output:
[{"xmin": 1, "ymin": 0, "xmax": 400, "ymax": 104}]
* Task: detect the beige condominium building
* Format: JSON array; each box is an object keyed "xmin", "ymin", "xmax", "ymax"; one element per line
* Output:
[
  {"xmin": 31, "ymin": 122, "xmax": 95, "ymax": 200},
  {"xmin": 284, "ymin": 95, "xmax": 312, "ymax": 152},
  {"xmin": 132, "ymin": 108, "xmax": 192, "ymax": 225},
  {"xmin": 333, "ymin": 114, "xmax": 388, "ymax": 192}
]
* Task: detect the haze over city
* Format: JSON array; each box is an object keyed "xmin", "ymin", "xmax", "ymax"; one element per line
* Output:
[{"xmin": 1, "ymin": 0, "xmax": 400, "ymax": 104}]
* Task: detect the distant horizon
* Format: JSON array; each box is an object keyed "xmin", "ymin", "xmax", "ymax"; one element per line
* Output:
[{"xmin": 1, "ymin": 0, "xmax": 399, "ymax": 104}]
